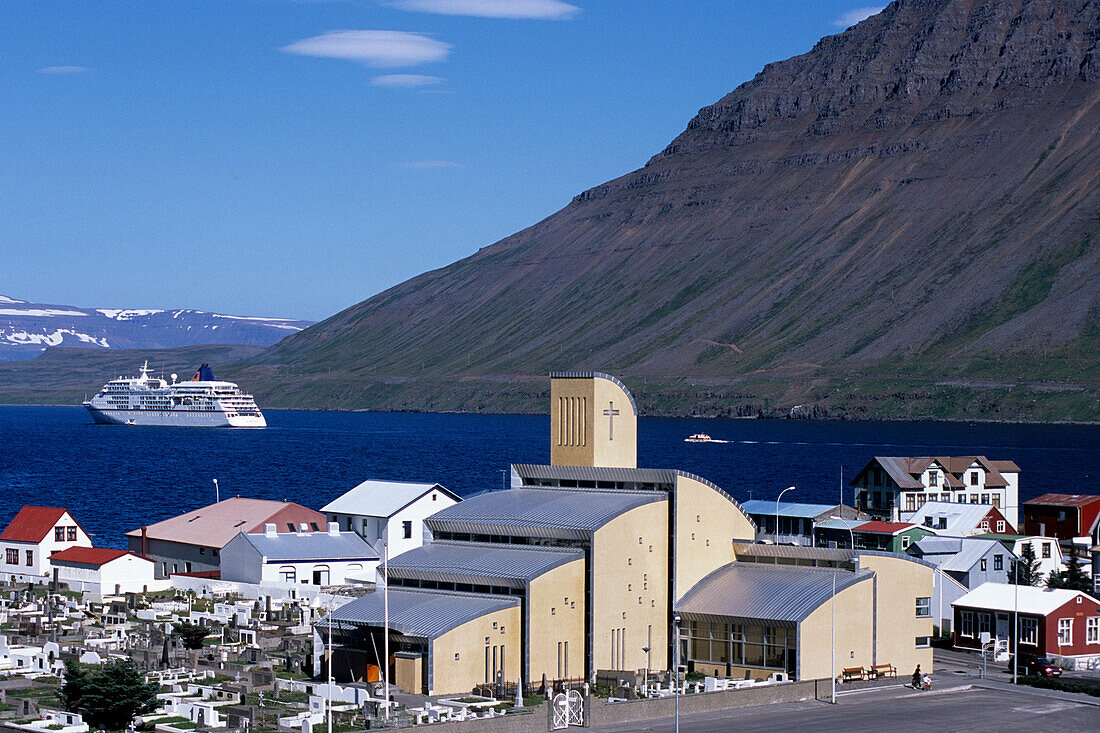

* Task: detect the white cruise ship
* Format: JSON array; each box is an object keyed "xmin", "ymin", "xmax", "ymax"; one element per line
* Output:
[{"xmin": 83, "ymin": 362, "xmax": 266, "ymax": 427}]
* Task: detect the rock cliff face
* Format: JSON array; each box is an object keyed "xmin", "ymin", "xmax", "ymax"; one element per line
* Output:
[{"xmin": 246, "ymin": 0, "xmax": 1100, "ymax": 416}]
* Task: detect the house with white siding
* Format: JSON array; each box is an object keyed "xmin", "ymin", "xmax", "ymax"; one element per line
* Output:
[
  {"xmin": 220, "ymin": 523, "xmax": 379, "ymax": 588},
  {"xmin": 322, "ymin": 480, "xmax": 460, "ymax": 560},
  {"xmin": 0, "ymin": 507, "xmax": 92, "ymax": 584},
  {"xmin": 50, "ymin": 547, "xmax": 162, "ymax": 599}
]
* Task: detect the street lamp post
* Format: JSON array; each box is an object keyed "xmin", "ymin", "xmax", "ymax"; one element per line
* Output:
[
  {"xmin": 830, "ymin": 570, "xmax": 837, "ymax": 704},
  {"xmin": 776, "ymin": 486, "xmax": 796, "ymax": 544},
  {"xmin": 1013, "ymin": 557, "xmax": 1019, "ymax": 685},
  {"xmin": 642, "ymin": 646, "xmax": 650, "ymax": 696}
]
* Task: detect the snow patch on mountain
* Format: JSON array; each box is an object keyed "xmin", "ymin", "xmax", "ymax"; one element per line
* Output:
[
  {"xmin": 0, "ymin": 308, "xmax": 89, "ymax": 317},
  {"xmin": 97, "ymin": 309, "xmax": 166, "ymax": 320},
  {"xmin": 2, "ymin": 329, "xmax": 110, "ymax": 348}
]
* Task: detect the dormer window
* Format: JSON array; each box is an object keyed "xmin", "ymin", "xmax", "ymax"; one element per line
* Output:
[{"xmin": 928, "ymin": 471, "xmax": 939, "ymax": 487}]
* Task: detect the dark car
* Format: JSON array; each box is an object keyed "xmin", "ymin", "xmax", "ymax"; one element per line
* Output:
[{"xmin": 1008, "ymin": 654, "xmax": 1062, "ymax": 677}]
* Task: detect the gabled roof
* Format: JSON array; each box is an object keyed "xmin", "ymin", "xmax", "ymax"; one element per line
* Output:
[
  {"xmin": 677, "ymin": 563, "xmax": 871, "ymax": 627},
  {"xmin": 902, "ymin": 501, "xmax": 1008, "ymax": 534},
  {"xmin": 323, "ymin": 588, "xmax": 518, "ymax": 640},
  {"xmin": 1, "ymin": 506, "xmax": 72, "ymax": 543},
  {"xmin": 384, "ymin": 541, "xmax": 584, "ymax": 589},
  {"xmin": 50, "ymin": 547, "xmax": 144, "ymax": 567},
  {"xmin": 321, "ymin": 480, "xmax": 460, "ymax": 518},
  {"xmin": 853, "ymin": 521, "xmax": 916, "ymax": 535},
  {"xmin": 1024, "ymin": 493, "xmax": 1100, "ymax": 508},
  {"xmin": 909, "ymin": 536, "xmax": 1013, "ymax": 572},
  {"xmin": 954, "ymin": 582, "xmax": 1097, "ymax": 616},
  {"xmin": 125, "ymin": 498, "xmax": 327, "ymax": 548},
  {"xmin": 236, "ymin": 530, "xmax": 379, "ymax": 562},
  {"xmin": 425, "ymin": 488, "xmax": 665, "ymax": 541},
  {"xmin": 854, "ymin": 456, "xmax": 1014, "ymax": 489}
]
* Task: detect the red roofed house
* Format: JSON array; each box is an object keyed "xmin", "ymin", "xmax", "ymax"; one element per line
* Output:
[
  {"xmin": 0, "ymin": 506, "xmax": 92, "ymax": 584},
  {"xmin": 1022, "ymin": 494, "xmax": 1100, "ymax": 544},
  {"xmin": 50, "ymin": 547, "xmax": 159, "ymax": 599},
  {"xmin": 851, "ymin": 521, "xmax": 934, "ymax": 554},
  {"xmin": 125, "ymin": 497, "xmax": 328, "ymax": 578}
]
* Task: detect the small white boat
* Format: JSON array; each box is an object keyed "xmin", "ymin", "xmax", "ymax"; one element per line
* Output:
[{"xmin": 685, "ymin": 433, "xmax": 713, "ymax": 442}]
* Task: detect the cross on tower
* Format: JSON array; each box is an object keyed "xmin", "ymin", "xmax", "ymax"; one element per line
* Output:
[{"xmin": 603, "ymin": 401, "xmax": 620, "ymax": 440}]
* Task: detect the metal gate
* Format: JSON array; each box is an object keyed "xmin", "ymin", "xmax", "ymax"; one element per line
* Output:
[{"xmin": 550, "ymin": 689, "xmax": 584, "ymax": 729}]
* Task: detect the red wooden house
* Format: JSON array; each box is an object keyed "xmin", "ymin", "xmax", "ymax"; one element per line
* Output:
[
  {"xmin": 1022, "ymin": 494, "xmax": 1100, "ymax": 544},
  {"xmin": 953, "ymin": 582, "xmax": 1100, "ymax": 662}
]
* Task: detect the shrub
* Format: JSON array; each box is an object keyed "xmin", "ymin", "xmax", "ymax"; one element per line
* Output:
[{"xmin": 1015, "ymin": 675, "xmax": 1100, "ymax": 697}]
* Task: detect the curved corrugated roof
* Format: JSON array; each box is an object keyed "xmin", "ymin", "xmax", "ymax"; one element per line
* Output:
[
  {"xmin": 676, "ymin": 563, "xmax": 872, "ymax": 627},
  {"xmin": 511, "ymin": 464, "xmax": 756, "ymax": 531},
  {"xmin": 322, "ymin": 588, "xmax": 518, "ymax": 640},
  {"xmin": 426, "ymin": 488, "xmax": 664, "ymax": 540},
  {"xmin": 384, "ymin": 541, "xmax": 584, "ymax": 588}
]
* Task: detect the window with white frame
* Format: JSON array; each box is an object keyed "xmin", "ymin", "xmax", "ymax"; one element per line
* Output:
[
  {"xmin": 915, "ymin": 597, "xmax": 931, "ymax": 618},
  {"xmin": 961, "ymin": 611, "xmax": 974, "ymax": 637},
  {"xmin": 1087, "ymin": 617, "xmax": 1099, "ymax": 644},
  {"xmin": 279, "ymin": 566, "xmax": 296, "ymax": 583},
  {"xmin": 1042, "ymin": 543, "xmax": 1051, "ymax": 558},
  {"xmin": 997, "ymin": 520, "xmax": 1005, "ymax": 532},
  {"xmin": 1020, "ymin": 617, "xmax": 1038, "ymax": 645},
  {"xmin": 1058, "ymin": 618, "xmax": 1072, "ymax": 646}
]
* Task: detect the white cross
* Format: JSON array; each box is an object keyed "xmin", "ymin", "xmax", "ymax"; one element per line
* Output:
[{"xmin": 603, "ymin": 402, "xmax": 620, "ymax": 440}]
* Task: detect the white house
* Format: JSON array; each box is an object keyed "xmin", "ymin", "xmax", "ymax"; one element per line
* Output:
[
  {"xmin": 902, "ymin": 501, "xmax": 1016, "ymax": 537},
  {"xmin": 0, "ymin": 506, "xmax": 92, "ymax": 584},
  {"xmin": 1008, "ymin": 536, "xmax": 1064, "ymax": 580},
  {"xmin": 220, "ymin": 523, "xmax": 380, "ymax": 587},
  {"xmin": 49, "ymin": 547, "xmax": 162, "ymax": 598},
  {"xmin": 322, "ymin": 480, "xmax": 461, "ymax": 560}
]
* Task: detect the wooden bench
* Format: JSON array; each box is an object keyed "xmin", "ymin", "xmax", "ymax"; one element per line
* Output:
[
  {"xmin": 842, "ymin": 667, "xmax": 866, "ymax": 682},
  {"xmin": 870, "ymin": 663, "xmax": 897, "ymax": 679}
]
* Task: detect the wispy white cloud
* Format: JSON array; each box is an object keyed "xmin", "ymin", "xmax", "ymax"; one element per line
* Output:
[
  {"xmin": 370, "ymin": 73, "xmax": 444, "ymax": 87},
  {"xmin": 36, "ymin": 66, "xmax": 89, "ymax": 75},
  {"xmin": 400, "ymin": 160, "xmax": 463, "ymax": 170},
  {"xmin": 390, "ymin": 0, "xmax": 580, "ymax": 20},
  {"xmin": 833, "ymin": 6, "xmax": 885, "ymax": 28},
  {"xmin": 281, "ymin": 30, "xmax": 450, "ymax": 67}
]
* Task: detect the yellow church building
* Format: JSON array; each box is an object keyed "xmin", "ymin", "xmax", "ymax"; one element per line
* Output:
[{"xmin": 322, "ymin": 372, "xmax": 933, "ymax": 694}]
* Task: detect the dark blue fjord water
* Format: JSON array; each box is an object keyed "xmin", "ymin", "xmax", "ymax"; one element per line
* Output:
[{"xmin": 1, "ymin": 406, "xmax": 1097, "ymax": 549}]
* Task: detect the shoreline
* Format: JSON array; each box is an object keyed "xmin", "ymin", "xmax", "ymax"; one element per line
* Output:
[{"xmin": 5, "ymin": 402, "xmax": 1097, "ymax": 427}]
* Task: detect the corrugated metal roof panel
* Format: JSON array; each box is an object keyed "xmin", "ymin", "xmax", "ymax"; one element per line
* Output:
[
  {"xmin": 512, "ymin": 464, "xmax": 677, "ymax": 487},
  {"xmin": 511, "ymin": 465, "xmax": 756, "ymax": 531},
  {"xmin": 321, "ymin": 480, "xmax": 458, "ymax": 518},
  {"xmin": 676, "ymin": 563, "xmax": 871, "ymax": 626},
  {"xmin": 323, "ymin": 588, "xmax": 518, "ymax": 640},
  {"xmin": 243, "ymin": 531, "xmax": 379, "ymax": 562},
  {"xmin": 426, "ymin": 488, "xmax": 664, "ymax": 540},
  {"xmin": 384, "ymin": 541, "xmax": 583, "ymax": 588},
  {"xmin": 740, "ymin": 501, "xmax": 839, "ymax": 519},
  {"xmin": 732, "ymin": 542, "xmax": 855, "ymax": 562}
]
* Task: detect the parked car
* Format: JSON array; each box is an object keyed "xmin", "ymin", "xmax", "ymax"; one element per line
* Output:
[{"xmin": 1008, "ymin": 654, "xmax": 1062, "ymax": 677}]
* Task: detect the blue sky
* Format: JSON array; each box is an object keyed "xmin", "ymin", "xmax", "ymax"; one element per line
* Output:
[{"xmin": 1, "ymin": 1, "xmax": 884, "ymax": 321}]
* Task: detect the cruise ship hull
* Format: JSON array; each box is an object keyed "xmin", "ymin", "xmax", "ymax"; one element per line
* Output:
[{"xmin": 84, "ymin": 404, "xmax": 266, "ymax": 428}]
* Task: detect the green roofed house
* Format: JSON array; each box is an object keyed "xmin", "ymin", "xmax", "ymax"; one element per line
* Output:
[{"xmin": 852, "ymin": 522, "xmax": 933, "ymax": 554}]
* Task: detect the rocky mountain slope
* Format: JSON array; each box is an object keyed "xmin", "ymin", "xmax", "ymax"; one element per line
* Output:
[
  {"xmin": 113, "ymin": 1, "xmax": 1100, "ymax": 418},
  {"xmin": 0, "ymin": 295, "xmax": 312, "ymax": 361}
]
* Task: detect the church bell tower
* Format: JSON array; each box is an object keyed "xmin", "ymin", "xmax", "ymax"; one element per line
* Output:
[{"xmin": 549, "ymin": 372, "xmax": 637, "ymax": 468}]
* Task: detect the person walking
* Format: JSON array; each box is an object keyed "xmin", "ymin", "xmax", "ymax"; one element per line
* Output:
[{"xmin": 911, "ymin": 665, "xmax": 921, "ymax": 689}]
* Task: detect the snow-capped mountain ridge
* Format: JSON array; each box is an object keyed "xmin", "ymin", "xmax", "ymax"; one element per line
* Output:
[{"xmin": 0, "ymin": 295, "xmax": 313, "ymax": 360}]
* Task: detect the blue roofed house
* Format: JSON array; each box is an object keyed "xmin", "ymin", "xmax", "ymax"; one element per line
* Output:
[
  {"xmin": 220, "ymin": 523, "xmax": 380, "ymax": 588},
  {"xmin": 740, "ymin": 501, "xmax": 860, "ymax": 546},
  {"xmin": 907, "ymin": 536, "xmax": 1016, "ymax": 589}
]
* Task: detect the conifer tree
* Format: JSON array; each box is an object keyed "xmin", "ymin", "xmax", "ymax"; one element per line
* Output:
[
  {"xmin": 1008, "ymin": 543, "xmax": 1041, "ymax": 586},
  {"xmin": 59, "ymin": 660, "xmax": 160, "ymax": 730}
]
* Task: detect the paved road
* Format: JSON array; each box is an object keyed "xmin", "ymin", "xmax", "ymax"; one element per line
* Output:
[{"xmin": 589, "ymin": 683, "xmax": 1098, "ymax": 732}]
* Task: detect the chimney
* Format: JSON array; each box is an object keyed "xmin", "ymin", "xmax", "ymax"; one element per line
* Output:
[
  {"xmin": 141, "ymin": 526, "xmax": 148, "ymax": 557},
  {"xmin": 328, "ymin": 522, "xmax": 340, "ymax": 536},
  {"xmin": 264, "ymin": 523, "xmax": 277, "ymax": 537}
]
